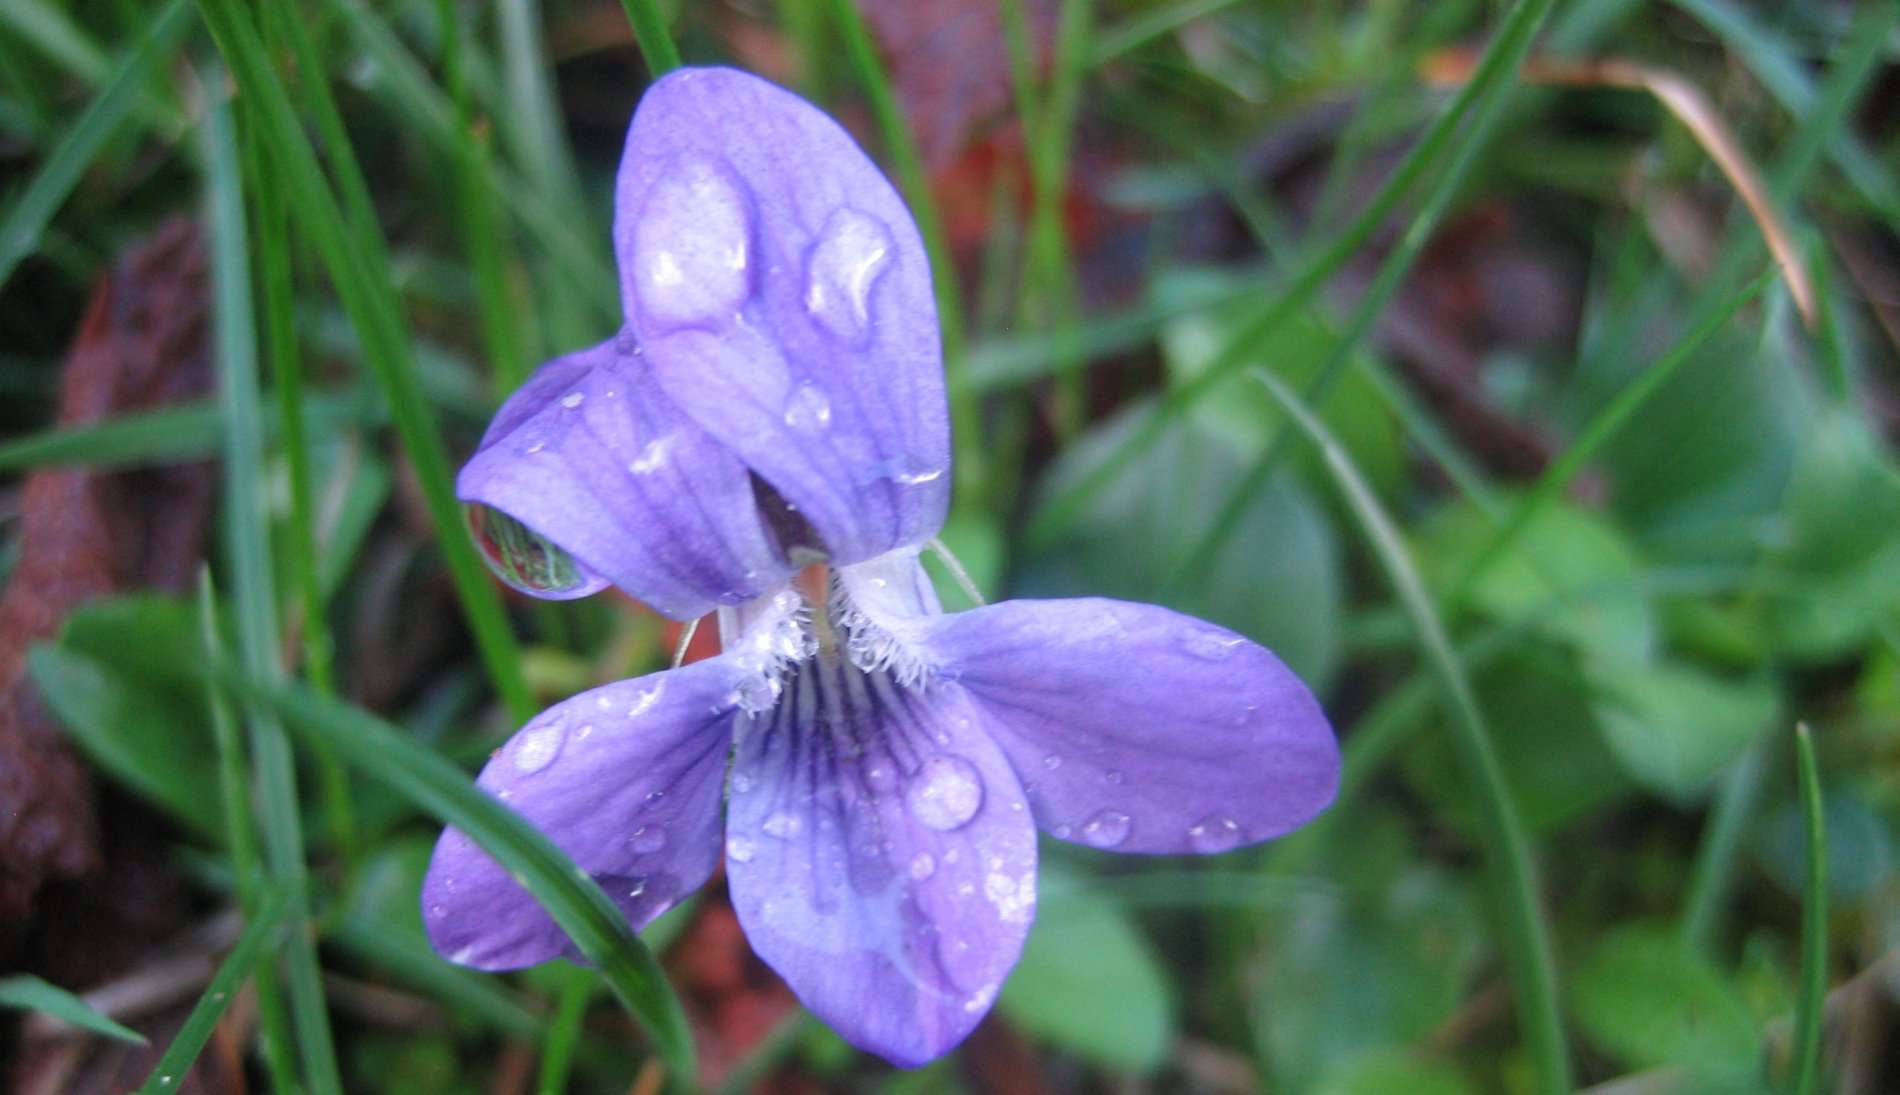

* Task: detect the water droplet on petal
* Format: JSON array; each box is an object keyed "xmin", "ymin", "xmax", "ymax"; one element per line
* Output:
[
  {"xmin": 731, "ymin": 771, "xmax": 755, "ymax": 794},
  {"xmin": 762, "ymin": 811, "xmax": 805, "ymax": 840},
  {"xmin": 628, "ymin": 436, "xmax": 672, "ymax": 474},
  {"xmin": 560, "ymin": 392, "xmax": 584, "ymax": 409},
  {"xmin": 783, "ymin": 383, "xmax": 832, "ymax": 431},
  {"xmin": 512, "ymin": 721, "xmax": 565, "ymax": 774},
  {"xmin": 1041, "ymin": 754, "xmax": 1062, "ymax": 771},
  {"xmin": 1104, "ymin": 770, "xmax": 1124, "ymax": 785},
  {"xmin": 726, "ymin": 834, "xmax": 756, "ymax": 864},
  {"xmin": 628, "ymin": 825, "xmax": 667, "ymax": 854},
  {"xmin": 1079, "ymin": 809, "xmax": 1132, "ymax": 848},
  {"xmin": 906, "ymin": 755, "xmax": 984, "ymax": 831},
  {"xmin": 627, "ymin": 878, "xmax": 648, "ymax": 898},
  {"xmin": 633, "ymin": 155, "xmax": 754, "ymax": 329},
  {"xmin": 803, "ymin": 207, "xmax": 893, "ymax": 344},
  {"xmin": 465, "ymin": 504, "xmax": 607, "ymax": 599},
  {"xmin": 908, "ymin": 852, "xmax": 936, "ymax": 880},
  {"xmin": 1188, "ymin": 815, "xmax": 1244, "ymax": 853},
  {"xmin": 1184, "ymin": 627, "xmax": 1247, "ymax": 661}
]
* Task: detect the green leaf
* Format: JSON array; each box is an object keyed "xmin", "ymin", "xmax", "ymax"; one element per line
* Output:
[
  {"xmin": 135, "ymin": 892, "xmax": 292, "ymax": 1093},
  {"xmin": 1571, "ymin": 924, "xmax": 1758, "ymax": 1072},
  {"xmin": 1312, "ymin": 1050, "xmax": 1477, "ymax": 1095},
  {"xmin": 1421, "ymin": 497, "xmax": 1655, "ymax": 663},
  {"xmin": 1588, "ymin": 660, "xmax": 1778, "ymax": 802},
  {"xmin": 0, "ymin": 975, "xmax": 147, "ymax": 1045},
  {"xmin": 999, "ymin": 890, "xmax": 1173, "ymax": 1071},
  {"xmin": 1020, "ymin": 400, "xmax": 1343, "ymax": 689}
]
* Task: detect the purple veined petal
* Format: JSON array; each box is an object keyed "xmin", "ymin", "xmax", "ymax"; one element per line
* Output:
[
  {"xmin": 422, "ymin": 658, "xmax": 753, "ymax": 969},
  {"xmin": 456, "ymin": 336, "xmax": 796, "ymax": 619},
  {"xmin": 614, "ymin": 67, "xmax": 950, "ymax": 566},
  {"xmin": 725, "ymin": 658, "xmax": 1036, "ymax": 1066},
  {"xmin": 916, "ymin": 598, "xmax": 1340, "ymax": 854}
]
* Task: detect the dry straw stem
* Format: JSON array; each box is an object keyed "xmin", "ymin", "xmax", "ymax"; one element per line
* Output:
[{"xmin": 1423, "ymin": 49, "xmax": 1816, "ymax": 328}]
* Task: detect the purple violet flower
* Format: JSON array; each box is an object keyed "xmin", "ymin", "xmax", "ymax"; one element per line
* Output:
[{"xmin": 428, "ymin": 67, "xmax": 1340, "ymax": 1066}]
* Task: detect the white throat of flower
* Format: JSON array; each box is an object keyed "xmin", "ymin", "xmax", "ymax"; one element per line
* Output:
[{"xmin": 717, "ymin": 549, "xmax": 939, "ymax": 714}]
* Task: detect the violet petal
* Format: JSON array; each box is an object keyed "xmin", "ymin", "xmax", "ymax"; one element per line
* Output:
[
  {"xmin": 724, "ymin": 659, "xmax": 1035, "ymax": 1066},
  {"xmin": 456, "ymin": 337, "xmax": 793, "ymax": 618},
  {"xmin": 422, "ymin": 659, "xmax": 749, "ymax": 969},
  {"xmin": 918, "ymin": 598, "xmax": 1340, "ymax": 854},
  {"xmin": 614, "ymin": 67, "xmax": 950, "ymax": 565}
]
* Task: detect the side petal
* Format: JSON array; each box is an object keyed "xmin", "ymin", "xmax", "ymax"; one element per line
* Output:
[
  {"xmin": 917, "ymin": 599, "xmax": 1340, "ymax": 854},
  {"xmin": 457, "ymin": 337, "xmax": 794, "ymax": 618},
  {"xmin": 614, "ymin": 67, "xmax": 950, "ymax": 566},
  {"xmin": 422, "ymin": 658, "xmax": 751, "ymax": 969},
  {"xmin": 725, "ymin": 660, "xmax": 1036, "ymax": 1066}
]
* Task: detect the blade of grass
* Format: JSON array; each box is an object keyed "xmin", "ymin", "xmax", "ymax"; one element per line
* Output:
[
  {"xmin": 203, "ymin": 75, "xmax": 343, "ymax": 1094},
  {"xmin": 536, "ymin": 967, "xmax": 595, "ymax": 1095},
  {"xmin": 616, "ymin": 0, "xmax": 682, "ymax": 74},
  {"xmin": 222, "ymin": 671, "xmax": 697, "ymax": 1081},
  {"xmin": 1444, "ymin": 268, "xmax": 1776, "ymax": 608},
  {"xmin": 0, "ymin": 975, "xmax": 147, "ymax": 1045},
  {"xmin": 197, "ymin": 571, "xmax": 298, "ymax": 1091},
  {"xmin": 0, "ymin": 0, "xmax": 192, "ymax": 291},
  {"xmin": 1790, "ymin": 722, "xmax": 1827, "ymax": 1095},
  {"xmin": 330, "ymin": 919, "xmax": 545, "ymax": 1039},
  {"xmin": 1679, "ymin": 740, "xmax": 1770, "ymax": 954},
  {"xmin": 133, "ymin": 891, "xmax": 293, "ymax": 1095},
  {"xmin": 1090, "ymin": 0, "xmax": 1245, "ymax": 65},
  {"xmin": 0, "ymin": 0, "xmax": 109, "ymax": 84},
  {"xmin": 197, "ymin": 0, "xmax": 533, "ymax": 719},
  {"xmin": 1253, "ymin": 369, "xmax": 1571, "ymax": 1094},
  {"xmin": 1024, "ymin": 0, "xmax": 1561, "ymax": 550},
  {"xmin": 821, "ymin": 0, "xmax": 980, "ymax": 506}
]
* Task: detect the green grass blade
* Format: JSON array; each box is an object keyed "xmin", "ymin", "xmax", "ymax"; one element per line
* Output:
[
  {"xmin": 0, "ymin": 391, "xmax": 367, "ymax": 471},
  {"xmin": 133, "ymin": 891, "xmax": 294, "ymax": 1095},
  {"xmin": 329, "ymin": 919, "xmax": 546, "ymax": 1039},
  {"xmin": 1024, "ymin": 0, "xmax": 1560, "ymax": 550},
  {"xmin": 821, "ymin": 0, "xmax": 980, "ymax": 504},
  {"xmin": 1445, "ymin": 268, "xmax": 1777, "ymax": 608},
  {"xmin": 1090, "ymin": 0, "xmax": 1244, "ymax": 65},
  {"xmin": 1679, "ymin": 741, "xmax": 1770, "ymax": 954},
  {"xmin": 197, "ymin": 572, "xmax": 298, "ymax": 1090},
  {"xmin": 197, "ymin": 0, "xmax": 533, "ymax": 720},
  {"xmin": 616, "ymin": 0, "xmax": 682, "ymax": 74},
  {"xmin": 0, "ymin": 0, "xmax": 192, "ymax": 291},
  {"xmin": 203, "ymin": 75, "xmax": 343, "ymax": 1094},
  {"xmin": 1253, "ymin": 369, "xmax": 1572, "ymax": 1094},
  {"xmin": 223, "ymin": 672, "xmax": 698, "ymax": 1081},
  {"xmin": 0, "ymin": 0, "xmax": 109, "ymax": 84},
  {"xmin": 0, "ymin": 975, "xmax": 148, "ymax": 1045},
  {"xmin": 1790, "ymin": 722, "xmax": 1828, "ymax": 1095},
  {"xmin": 536, "ymin": 967, "xmax": 595, "ymax": 1095}
]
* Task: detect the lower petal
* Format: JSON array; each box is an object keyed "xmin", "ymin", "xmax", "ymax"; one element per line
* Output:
[
  {"xmin": 422, "ymin": 658, "xmax": 750, "ymax": 969},
  {"xmin": 918, "ymin": 598, "xmax": 1340, "ymax": 854},
  {"xmin": 724, "ymin": 658, "xmax": 1036, "ymax": 1066}
]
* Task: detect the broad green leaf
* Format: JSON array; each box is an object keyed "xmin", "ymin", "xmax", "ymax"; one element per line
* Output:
[
  {"xmin": 1588, "ymin": 659, "xmax": 1778, "ymax": 802},
  {"xmin": 1571, "ymin": 924, "xmax": 1758, "ymax": 1073},
  {"xmin": 1000, "ymin": 891, "xmax": 1173, "ymax": 1071},
  {"xmin": 0, "ymin": 974, "xmax": 146, "ymax": 1044},
  {"xmin": 1020, "ymin": 400, "xmax": 1343, "ymax": 690},
  {"xmin": 1420, "ymin": 496, "xmax": 1655, "ymax": 663}
]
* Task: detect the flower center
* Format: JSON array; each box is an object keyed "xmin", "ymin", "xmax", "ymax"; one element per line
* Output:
[{"xmin": 719, "ymin": 560, "xmax": 933, "ymax": 714}]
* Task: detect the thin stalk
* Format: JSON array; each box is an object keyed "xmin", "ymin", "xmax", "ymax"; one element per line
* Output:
[
  {"xmin": 821, "ymin": 0, "xmax": 981, "ymax": 507},
  {"xmin": 1679, "ymin": 740, "xmax": 1770, "ymax": 954},
  {"xmin": 196, "ymin": 571, "xmax": 296, "ymax": 1092},
  {"xmin": 1025, "ymin": 0, "xmax": 1561, "ymax": 550},
  {"xmin": 535, "ymin": 968, "xmax": 594, "ymax": 1095},
  {"xmin": 1790, "ymin": 723, "xmax": 1827, "ymax": 1095},
  {"xmin": 241, "ymin": 98, "xmax": 356, "ymax": 870},
  {"xmin": 616, "ymin": 0, "xmax": 682, "ymax": 74},
  {"xmin": 203, "ymin": 76, "xmax": 343, "ymax": 1093},
  {"xmin": 1255, "ymin": 370, "xmax": 1571, "ymax": 1094}
]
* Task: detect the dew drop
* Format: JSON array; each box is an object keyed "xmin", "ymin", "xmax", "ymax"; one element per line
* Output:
[
  {"xmin": 908, "ymin": 852, "xmax": 936, "ymax": 880},
  {"xmin": 627, "ymin": 878, "xmax": 648, "ymax": 898},
  {"xmin": 726, "ymin": 834, "xmax": 757, "ymax": 864},
  {"xmin": 628, "ymin": 825, "xmax": 667, "ymax": 855},
  {"xmin": 762, "ymin": 811, "xmax": 805, "ymax": 840},
  {"xmin": 632, "ymin": 155, "xmax": 755, "ymax": 329},
  {"xmin": 464, "ymin": 504, "xmax": 607, "ymax": 599},
  {"xmin": 1041, "ymin": 754, "xmax": 1062, "ymax": 771},
  {"xmin": 1104, "ymin": 770, "xmax": 1124, "ymax": 785},
  {"xmin": 1078, "ymin": 809, "xmax": 1133, "ymax": 848},
  {"xmin": 628, "ymin": 436, "xmax": 672, "ymax": 475},
  {"xmin": 560, "ymin": 392, "xmax": 584, "ymax": 409},
  {"xmin": 905, "ymin": 755, "xmax": 985, "ymax": 831},
  {"xmin": 731, "ymin": 770, "xmax": 756, "ymax": 794},
  {"xmin": 1187, "ymin": 815, "xmax": 1244, "ymax": 853},
  {"xmin": 803, "ymin": 207, "xmax": 894, "ymax": 343},
  {"xmin": 512, "ymin": 721, "xmax": 565, "ymax": 774},
  {"xmin": 1184, "ymin": 627, "xmax": 1246, "ymax": 661},
  {"xmin": 783, "ymin": 383, "xmax": 832, "ymax": 431}
]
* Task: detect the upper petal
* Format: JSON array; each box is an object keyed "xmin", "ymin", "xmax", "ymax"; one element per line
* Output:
[
  {"xmin": 613, "ymin": 67, "xmax": 949, "ymax": 566},
  {"xmin": 422, "ymin": 658, "xmax": 751, "ymax": 969},
  {"xmin": 916, "ymin": 598, "xmax": 1340, "ymax": 854},
  {"xmin": 456, "ymin": 337, "xmax": 795, "ymax": 618},
  {"xmin": 724, "ymin": 659, "xmax": 1036, "ymax": 1066}
]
